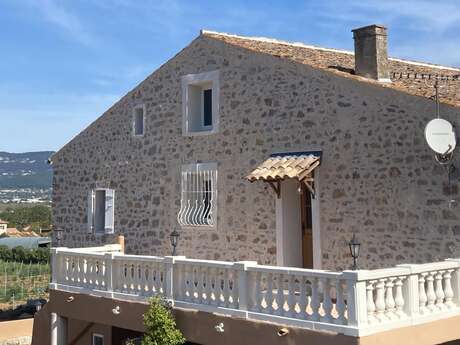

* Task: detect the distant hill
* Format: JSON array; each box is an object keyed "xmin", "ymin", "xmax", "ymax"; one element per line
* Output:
[{"xmin": 0, "ymin": 151, "xmax": 54, "ymax": 189}]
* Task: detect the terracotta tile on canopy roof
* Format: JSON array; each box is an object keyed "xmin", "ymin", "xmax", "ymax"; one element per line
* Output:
[
  {"xmin": 246, "ymin": 154, "xmax": 320, "ymax": 182},
  {"xmin": 202, "ymin": 31, "xmax": 460, "ymax": 108}
]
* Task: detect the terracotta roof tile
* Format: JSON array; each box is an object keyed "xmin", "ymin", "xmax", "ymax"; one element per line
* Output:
[
  {"xmin": 246, "ymin": 154, "xmax": 320, "ymax": 182},
  {"xmin": 203, "ymin": 31, "xmax": 460, "ymax": 108}
]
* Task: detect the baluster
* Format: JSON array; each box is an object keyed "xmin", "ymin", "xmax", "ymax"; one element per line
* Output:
[
  {"xmin": 93, "ymin": 258, "xmax": 98, "ymax": 288},
  {"xmin": 394, "ymin": 277, "xmax": 405, "ymax": 318},
  {"xmin": 298, "ymin": 276, "xmax": 308, "ymax": 319},
  {"xmin": 197, "ymin": 266, "xmax": 204, "ymax": 304},
  {"xmin": 148, "ymin": 263, "xmax": 154, "ymax": 295},
  {"xmin": 154, "ymin": 264, "xmax": 159, "ymax": 295},
  {"xmin": 147, "ymin": 263, "xmax": 153, "ymax": 296},
  {"xmin": 321, "ymin": 278, "xmax": 333, "ymax": 323},
  {"xmin": 435, "ymin": 271, "xmax": 446, "ymax": 310},
  {"xmin": 266, "ymin": 273, "xmax": 274, "ymax": 313},
  {"xmin": 311, "ymin": 277, "xmax": 320, "ymax": 321},
  {"xmin": 230, "ymin": 269, "xmax": 238, "ymax": 309},
  {"xmin": 138, "ymin": 263, "xmax": 145, "ymax": 296},
  {"xmin": 83, "ymin": 257, "xmax": 89, "ymax": 287},
  {"xmin": 426, "ymin": 273, "xmax": 436, "ymax": 312},
  {"xmin": 204, "ymin": 267, "xmax": 211, "ymax": 305},
  {"xmin": 192, "ymin": 266, "xmax": 199, "ymax": 302},
  {"xmin": 419, "ymin": 273, "xmax": 428, "ymax": 315},
  {"xmin": 366, "ymin": 280, "xmax": 377, "ymax": 324},
  {"xmin": 129, "ymin": 261, "xmax": 137, "ymax": 294},
  {"xmin": 80, "ymin": 257, "xmax": 86, "ymax": 285},
  {"xmin": 385, "ymin": 278, "xmax": 396, "ymax": 320},
  {"xmin": 275, "ymin": 274, "xmax": 284, "ymax": 316},
  {"xmin": 223, "ymin": 269, "xmax": 230, "ymax": 307},
  {"xmin": 375, "ymin": 279, "xmax": 388, "ymax": 322},
  {"xmin": 215, "ymin": 267, "xmax": 222, "ymax": 306},
  {"xmin": 287, "ymin": 275, "xmax": 296, "ymax": 317},
  {"xmin": 444, "ymin": 270, "xmax": 455, "ymax": 308},
  {"xmin": 253, "ymin": 271, "xmax": 262, "ymax": 312},
  {"xmin": 186, "ymin": 265, "xmax": 193, "ymax": 302},
  {"xmin": 335, "ymin": 280, "xmax": 346, "ymax": 325},
  {"xmin": 123, "ymin": 263, "xmax": 129, "ymax": 293}
]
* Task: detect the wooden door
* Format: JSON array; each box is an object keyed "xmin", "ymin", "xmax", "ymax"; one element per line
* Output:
[{"xmin": 301, "ymin": 184, "xmax": 313, "ymax": 268}]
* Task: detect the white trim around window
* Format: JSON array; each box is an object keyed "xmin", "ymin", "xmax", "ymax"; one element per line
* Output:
[{"xmin": 181, "ymin": 70, "xmax": 219, "ymax": 136}]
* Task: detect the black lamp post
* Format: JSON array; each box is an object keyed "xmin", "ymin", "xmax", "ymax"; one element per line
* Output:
[
  {"xmin": 170, "ymin": 230, "xmax": 180, "ymax": 256},
  {"xmin": 348, "ymin": 233, "xmax": 361, "ymax": 270},
  {"xmin": 54, "ymin": 229, "xmax": 63, "ymax": 247}
]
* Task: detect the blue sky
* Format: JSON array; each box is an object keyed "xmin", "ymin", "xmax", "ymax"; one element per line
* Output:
[{"xmin": 1, "ymin": 0, "xmax": 459, "ymax": 153}]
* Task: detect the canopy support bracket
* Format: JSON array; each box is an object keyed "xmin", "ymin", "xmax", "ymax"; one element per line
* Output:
[{"xmin": 267, "ymin": 180, "xmax": 281, "ymax": 199}]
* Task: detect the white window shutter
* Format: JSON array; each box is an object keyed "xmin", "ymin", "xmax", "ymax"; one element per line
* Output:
[
  {"xmin": 104, "ymin": 189, "xmax": 115, "ymax": 234},
  {"xmin": 87, "ymin": 190, "xmax": 95, "ymax": 233}
]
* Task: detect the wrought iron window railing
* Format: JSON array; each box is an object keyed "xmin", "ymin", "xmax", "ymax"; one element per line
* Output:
[{"xmin": 177, "ymin": 163, "xmax": 217, "ymax": 227}]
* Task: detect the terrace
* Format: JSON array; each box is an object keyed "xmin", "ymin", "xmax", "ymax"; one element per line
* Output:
[{"xmin": 48, "ymin": 242, "xmax": 460, "ymax": 344}]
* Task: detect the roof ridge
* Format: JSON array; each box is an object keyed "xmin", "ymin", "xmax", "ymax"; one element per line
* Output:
[{"xmin": 201, "ymin": 29, "xmax": 460, "ymax": 72}]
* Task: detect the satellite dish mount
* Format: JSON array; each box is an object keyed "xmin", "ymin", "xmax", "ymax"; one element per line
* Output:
[{"xmin": 424, "ymin": 80, "xmax": 457, "ymax": 207}]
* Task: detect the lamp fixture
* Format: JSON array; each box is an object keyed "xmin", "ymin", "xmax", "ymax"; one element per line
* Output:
[
  {"xmin": 170, "ymin": 230, "xmax": 180, "ymax": 256},
  {"xmin": 348, "ymin": 233, "xmax": 361, "ymax": 270}
]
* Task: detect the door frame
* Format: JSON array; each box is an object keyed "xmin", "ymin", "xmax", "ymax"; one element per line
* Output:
[{"xmin": 275, "ymin": 171, "xmax": 322, "ymax": 269}]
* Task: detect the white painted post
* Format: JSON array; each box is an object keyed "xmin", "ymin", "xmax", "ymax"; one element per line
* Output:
[
  {"xmin": 50, "ymin": 313, "xmax": 67, "ymax": 345},
  {"xmin": 165, "ymin": 256, "xmax": 186, "ymax": 302},
  {"xmin": 343, "ymin": 271, "xmax": 368, "ymax": 328},
  {"xmin": 234, "ymin": 261, "xmax": 257, "ymax": 316},
  {"xmin": 397, "ymin": 264, "xmax": 420, "ymax": 317},
  {"xmin": 445, "ymin": 259, "xmax": 460, "ymax": 305},
  {"xmin": 104, "ymin": 253, "xmax": 114, "ymax": 298},
  {"xmin": 50, "ymin": 248, "xmax": 58, "ymax": 289}
]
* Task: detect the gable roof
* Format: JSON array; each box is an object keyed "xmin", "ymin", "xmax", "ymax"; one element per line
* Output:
[{"xmin": 202, "ymin": 30, "xmax": 460, "ymax": 108}]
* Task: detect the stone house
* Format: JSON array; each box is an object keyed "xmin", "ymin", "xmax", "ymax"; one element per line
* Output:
[{"xmin": 51, "ymin": 24, "xmax": 460, "ymax": 271}]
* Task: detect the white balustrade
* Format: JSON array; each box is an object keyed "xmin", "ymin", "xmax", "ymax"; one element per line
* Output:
[
  {"xmin": 50, "ymin": 245, "xmax": 460, "ymax": 337},
  {"xmin": 174, "ymin": 258, "xmax": 239, "ymax": 310}
]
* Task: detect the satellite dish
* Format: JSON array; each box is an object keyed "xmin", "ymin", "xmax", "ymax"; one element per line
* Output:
[{"xmin": 425, "ymin": 118, "xmax": 456, "ymax": 155}]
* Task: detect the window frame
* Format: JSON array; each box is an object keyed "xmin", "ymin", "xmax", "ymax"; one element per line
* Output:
[
  {"xmin": 88, "ymin": 188, "xmax": 115, "ymax": 236},
  {"xmin": 181, "ymin": 70, "xmax": 219, "ymax": 136},
  {"xmin": 177, "ymin": 162, "xmax": 218, "ymax": 229},
  {"xmin": 132, "ymin": 104, "xmax": 146, "ymax": 137},
  {"xmin": 92, "ymin": 333, "xmax": 104, "ymax": 345}
]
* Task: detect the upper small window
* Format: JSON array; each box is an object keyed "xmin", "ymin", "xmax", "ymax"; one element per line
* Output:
[
  {"xmin": 133, "ymin": 105, "xmax": 145, "ymax": 136},
  {"xmin": 182, "ymin": 70, "xmax": 219, "ymax": 136}
]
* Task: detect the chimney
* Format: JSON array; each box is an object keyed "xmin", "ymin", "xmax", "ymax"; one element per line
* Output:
[{"xmin": 352, "ymin": 24, "xmax": 390, "ymax": 82}]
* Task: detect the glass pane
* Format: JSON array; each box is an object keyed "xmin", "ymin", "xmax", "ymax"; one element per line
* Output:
[
  {"xmin": 203, "ymin": 89, "xmax": 212, "ymax": 127},
  {"xmin": 93, "ymin": 335, "xmax": 104, "ymax": 345},
  {"xmin": 134, "ymin": 109, "xmax": 144, "ymax": 135}
]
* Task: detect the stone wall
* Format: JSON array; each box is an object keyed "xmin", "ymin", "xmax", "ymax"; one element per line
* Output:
[{"xmin": 52, "ymin": 34, "xmax": 460, "ymax": 270}]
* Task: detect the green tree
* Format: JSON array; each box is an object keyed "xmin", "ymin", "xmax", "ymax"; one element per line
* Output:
[
  {"xmin": 0, "ymin": 204, "xmax": 51, "ymax": 230},
  {"xmin": 141, "ymin": 297, "xmax": 185, "ymax": 345}
]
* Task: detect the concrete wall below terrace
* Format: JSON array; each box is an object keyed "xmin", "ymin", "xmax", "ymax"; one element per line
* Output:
[
  {"xmin": 33, "ymin": 290, "xmax": 460, "ymax": 345},
  {"xmin": 52, "ymin": 34, "xmax": 460, "ymax": 270}
]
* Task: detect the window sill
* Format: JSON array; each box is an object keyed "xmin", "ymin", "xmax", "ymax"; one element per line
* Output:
[{"xmin": 183, "ymin": 129, "xmax": 218, "ymax": 137}]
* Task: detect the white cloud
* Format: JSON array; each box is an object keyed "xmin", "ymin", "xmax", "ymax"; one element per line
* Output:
[{"xmin": 19, "ymin": 0, "xmax": 95, "ymax": 45}]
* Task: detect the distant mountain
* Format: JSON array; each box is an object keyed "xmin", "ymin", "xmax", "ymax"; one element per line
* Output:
[{"xmin": 0, "ymin": 151, "xmax": 54, "ymax": 189}]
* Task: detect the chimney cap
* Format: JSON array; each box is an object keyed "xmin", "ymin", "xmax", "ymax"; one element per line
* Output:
[{"xmin": 352, "ymin": 24, "xmax": 387, "ymax": 36}]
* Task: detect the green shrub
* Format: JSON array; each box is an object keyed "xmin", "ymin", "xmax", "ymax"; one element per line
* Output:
[{"xmin": 141, "ymin": 296, "xmax": 185, "ymax": 345}]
